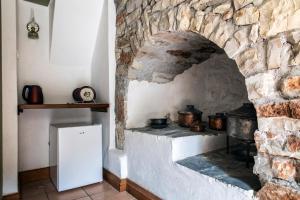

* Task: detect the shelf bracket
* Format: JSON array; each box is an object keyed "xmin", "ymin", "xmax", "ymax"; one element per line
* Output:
[{"xmin": 18, "ymin": 107, "xmax": 24, "ymax": 115}]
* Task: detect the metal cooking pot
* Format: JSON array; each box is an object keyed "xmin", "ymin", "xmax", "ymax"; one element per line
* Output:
[
  {"xmin": 178, "ymin": 111, "xmax": 194, "ymax": 127},
  {"xmin": 150, "ymin": 118, "xmax": 168, "ymax": 129},
  {"xmin": 227, "ymin": 103, "xmax": 258, "ymax": 141},
  {"xmin": 208, "ymin": 113, "xmax": 227, "ymax": 131}
]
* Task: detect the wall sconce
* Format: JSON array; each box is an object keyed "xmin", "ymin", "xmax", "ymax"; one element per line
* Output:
[{"xmin": 26, "ymin": 9, "xmax": 39, "ymax": 39}]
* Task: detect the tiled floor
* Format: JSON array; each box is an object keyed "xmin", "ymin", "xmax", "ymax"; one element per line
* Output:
[{"xmin": 20, "ymin": 179, "xmax": 136, "ymax": 200}]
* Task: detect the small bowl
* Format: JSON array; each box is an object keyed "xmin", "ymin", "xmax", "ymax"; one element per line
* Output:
[{"xmin": 150, "ymin": 118, "xmax": 167, "ymax": 125}]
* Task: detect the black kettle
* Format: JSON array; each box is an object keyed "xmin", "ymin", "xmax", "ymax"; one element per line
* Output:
[{"xmin": 22, "ymin": 85, "xmax": 44, "ymax": 104}]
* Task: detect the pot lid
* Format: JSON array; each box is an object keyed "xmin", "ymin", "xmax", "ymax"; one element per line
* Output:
[
  {"xmin": 227, "ymin": 103, "xmax": 257, "ymax": 119},
  {"xmin": 178, "ymin": 111, "xmax": 193, "ymax": 115}
]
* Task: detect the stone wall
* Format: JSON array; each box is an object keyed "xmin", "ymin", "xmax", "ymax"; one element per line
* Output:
[{"xmin": 115, "ymin": 0, "xmax": 300, "ymax": 198}]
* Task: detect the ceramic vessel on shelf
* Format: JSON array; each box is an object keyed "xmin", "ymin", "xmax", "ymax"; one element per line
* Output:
[
  {"xmin": 208, "ymin": 113, "xmax": 227, "ymax": 131},
  {"xmin": 190, "ymin": 121, "xmax": 205, "ymax": 132},
  {"xmin": 22, "ymin": 85, "xmax": 44, "ymax": 104},
  {"xmin": 178, "ymin": 105, "xmax": 203, "ymax": 127}
]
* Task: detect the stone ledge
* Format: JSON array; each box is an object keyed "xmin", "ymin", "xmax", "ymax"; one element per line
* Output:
[{"xmin": 257, "ymin": 182, "xmax": 300, "ymax": 200}]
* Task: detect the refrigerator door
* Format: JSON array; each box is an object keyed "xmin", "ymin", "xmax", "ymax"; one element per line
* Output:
[{"xmin": 57, "ymin": 125, "xmax": 102, "ymax": 191}]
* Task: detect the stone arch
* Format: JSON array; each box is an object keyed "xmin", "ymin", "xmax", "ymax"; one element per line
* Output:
[{"xmin": 115, "ymin": 0, "xmax": 300, "ymax": 197}]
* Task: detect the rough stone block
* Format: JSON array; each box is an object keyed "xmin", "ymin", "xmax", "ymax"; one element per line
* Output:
[
  {"xmin": 287, "ymin": 135, "xmax": 300, "ymax": 153},
  {"xmin": 253, "ymin": 153, "xmax": 273, "ymax": 181},
  {"xmin": 258, "ymin": 117, "xmax": 300, "ymax": 132},
  {"xmin": 213, "ymin": 2, "xmax": 233, "ymax": 20},
  {"xmin": 280, "ymin": 76, "xmax": 300, "ymax": 99},
  {"xmin": 257, "ymin": 182, "xmax": 300, "ymax": 200},
  {"xmin": 290, "ymin": 101, "xmax": 300, "ymax": 119},
  {"xmin": 233, "ymin": 5, "xmax": 259, "ymax": 25},
  {"xmin": 152, "ymin": 0, "xmax": 172, "ymax": 12},
  {"xmin": 267, "ymin": 37, "xmax": 292, "ymax": 69},
  {"xmin": 189, "ymin": 11, "xmax": 205, "ymax": 32},
  {"xmin": 255, "ymin": 153, "xmax": 300, "ymax": 183},
  {"xmin": 235, "ymin": 45, "xmax": 266, "ymax": 77},
  {"xmin": 119, "ymin": 51, "xmax": 134, "ymax": 65},
  {"xmin": 271, "ymin": 157, "xmax": 298, "ymax": 181},
  {"xmin": 233, "ymin": 0, "xmax": 254, "ymax": 10},
  {"xmin": 167, "ymin": 7, "xmax": 178, "ymax": 31},
  {"xmin": 126, "ymin": 0, "xmax": 143, "ymax": 13},
  {"xmin": 255, "ymin": 130, "xmax": 300, "ymax": 160},
  {"xmin": 245, "ymin": 72, "xmax": 278, "ymax": 101},
  {"xmin": 209, "ymin": 20, "xmax": 235, "ymax": 48},
  {"xmin": 249, "ymin": 24, "xmax": 259, "ymax": 43},
  {"xmin": 234, "ymin": 26, "xmax": 251, "ymax": 46},
  {"xmin": 126, "ymin": 8, "xmax": 142, "ymax": 25},
  {"xmin": 255, "ymin": 100, "xmax": 300, "ymax": 119},
  {"xmin": 200, "ymin": 14, "xmax": 221, "ymax": 38},
  {"xmin": 256, "ymin": 102, "xmax": 290, "ymax": 118},
  {"xmin": 176, "ymin": 4, "xmax": 192, "ymax": 31},
  {"xmin": 159, "ymin": 12, "xmax": 170, "ymax": 31},
  {"xmin": 259, "ymin": 0, "xmax": 300, "ymax": 38},
  {"xmin": 223, "ymin": 27, "xmax": 250, "ymax": 58},
  {"xmin": 224, "ymin": 38, "xmax": 240, "ymax": 58},
  {"xmin": 149, "ymin": 12, "xmax": 161, "ymax": 35}
]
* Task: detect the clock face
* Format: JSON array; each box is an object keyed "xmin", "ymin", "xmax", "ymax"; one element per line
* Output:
[{"xmin": 80, "ymin": 87, "xmax": 95, "ymax": 102}]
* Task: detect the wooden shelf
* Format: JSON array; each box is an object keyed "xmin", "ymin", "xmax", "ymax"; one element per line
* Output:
[{"xmin": 18, "ymin": 103, "xmax": 109, "ymax": 114}]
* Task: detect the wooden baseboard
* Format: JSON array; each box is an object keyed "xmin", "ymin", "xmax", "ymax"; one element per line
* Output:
[
  {"xmin": 2, "ymin": 193, "xmax": 20, "ymax": 200},
  {"xmin": 126, "ymin": 179, "xmax": 160, "ymax": 200},
  {"xmin": 103, "ymin": 168, "xmax": 127, "ymax": 192},
  {"xmin": 19, "ymin": 167, "xmax": 50, "ymax": 185},
  {"xmin": 103, "ymin": 169, "xmax": 161, "ymax": 200}
]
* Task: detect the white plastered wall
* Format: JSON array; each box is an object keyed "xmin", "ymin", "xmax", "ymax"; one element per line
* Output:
[
  {"xmin": 17, "ymin": 0, "xmax": 93, "ymax": 172},
  {"xmin": 50, "ymin": 0, "xmax": 103, "ymax": 67},
  {"xmin": 2, "ymin": 0, "xmax": 18, "ymax": 195},
  {"xmin": 91, "ymin": 0, "xmax": 119, "ymax": 173},
  {"xmin": 125, "ymin": 131, "xmax": 255, "ymax": 200}
]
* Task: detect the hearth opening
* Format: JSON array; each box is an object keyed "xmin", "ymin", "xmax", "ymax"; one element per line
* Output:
[{"xmin": 125, "ymin": 31, "xmax": 261, "ymax": 191}]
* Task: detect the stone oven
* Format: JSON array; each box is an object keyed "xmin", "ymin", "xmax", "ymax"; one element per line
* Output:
[
  {"xmin": 115, "ymin": 0, "xmax": 300, "ymax": 198},
  {"xmin": 126, "ymin": 31, "xmax": 249, "ymax": 129}
]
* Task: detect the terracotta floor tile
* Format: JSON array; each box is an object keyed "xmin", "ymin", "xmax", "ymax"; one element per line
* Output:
[
  {"xmin": 47, "ymin": 188, "xmax": 87, "ymax": 200},
  {"xmin": 21, "ymin": 180, "xmax": 46, "ymax": 190},
  {"xmin": 21, "ymin": 179, "xmax": 134, "ymax": 200},
  {"xmin": 44, "ymin": 180, "xmax": 57, "ymax": 193},
  {"xmin": 90, "ymin": 188, "xmax": 119, "ymax": 200},
  {"xmin": 83, "ymin": 181, "xmax": 114, "ymax": 195},
  {"xmin": 107, "ymin": 192, "xmax": 136, "ymax": 200},
  {"xmin": 21, "ymin": 181, "xmax": 48, "ymax": 198},
  {"xmin": 76, "ymin": 197, "xmax": 92, "ymax": 200},
  {"xmin": 21, "ymin": 192, "xmax": 48, "ymax": 200}
]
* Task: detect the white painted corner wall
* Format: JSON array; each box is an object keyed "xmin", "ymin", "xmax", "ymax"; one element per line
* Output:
[
  {"xmin": 107, "ymin": 0, "xmax": 116, "ymax": 151},
  {"xmin": 50, "ymin": 0, "xmax": 103, "ymax": 67},
  {"xmin": 17, "ymin": 0, "xmax": 93, "ymax": 172},
  {"xmin": 2, "ymin": 0, "xmax": 18, "ymax": 195},
  {"xmin": 91, "ymin": 0, "xmax": 117, "ymax": 170}
]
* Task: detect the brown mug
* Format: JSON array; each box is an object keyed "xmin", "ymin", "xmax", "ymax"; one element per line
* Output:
[{"xmin": 22, "ymin": 85, "xmax": 44, "ymax": 104}]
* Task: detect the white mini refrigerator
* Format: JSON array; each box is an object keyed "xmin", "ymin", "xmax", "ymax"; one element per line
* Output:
[{"xmin": 49, "ymin": 123, "xmax": 102, "ymax": 192}]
